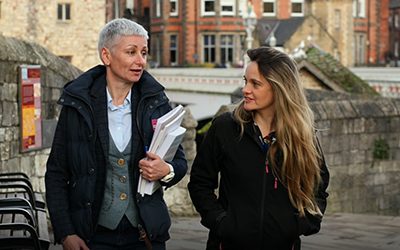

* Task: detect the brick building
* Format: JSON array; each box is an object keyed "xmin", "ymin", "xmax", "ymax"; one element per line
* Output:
[
  {"xmin": 353, "ymin": 0, "xmax": 390, "ymax": 66},
  {"xmin": 389, "ymin": 0, "xmax": 400, "ymax": 66},
  {"xmin": 0, "ymin": 0, "xmax": 393, "ymax": 70},
  {"xmin": 119, "ymin": 0, "xmax": 357, "ymax": 67}
]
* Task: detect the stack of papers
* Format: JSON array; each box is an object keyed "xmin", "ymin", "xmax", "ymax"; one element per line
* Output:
[{"xmin": 138, "ymin": 105, "xmax": 186, "ymax": 196}]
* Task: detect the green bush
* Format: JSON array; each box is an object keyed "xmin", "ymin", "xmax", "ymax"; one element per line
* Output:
[{"xmin": 373, "ymin": 138, "xmax": 390, "ymax": 160}]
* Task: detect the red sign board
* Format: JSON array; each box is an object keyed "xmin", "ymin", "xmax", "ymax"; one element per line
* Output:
[{"xmin": 20, "ymin": 65, "xmax": 42, "ymax": 151}]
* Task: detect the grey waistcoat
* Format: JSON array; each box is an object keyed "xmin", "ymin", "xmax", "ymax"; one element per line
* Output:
[{"xmin": 97, "ymin": 137, "xmax": 139, "ymax": 230}]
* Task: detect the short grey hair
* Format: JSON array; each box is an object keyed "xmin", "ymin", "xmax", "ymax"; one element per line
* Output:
[{"xmin": 98, "ymin": 18, "xmax": 149, "ymax": 60}]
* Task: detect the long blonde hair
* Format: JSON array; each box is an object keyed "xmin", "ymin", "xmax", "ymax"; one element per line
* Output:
[{"xmin": 235, "ymin": 47, "xmax": 322, "ymax": 217}]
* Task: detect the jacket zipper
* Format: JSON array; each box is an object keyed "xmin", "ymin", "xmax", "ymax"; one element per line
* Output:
[
  {"xmin": 258, "ymin": 136, "xmax": 268, "ymax": 248},
  {"xmin": 259, "ymin": 157, "xmax": 268, "ymax": 248}
]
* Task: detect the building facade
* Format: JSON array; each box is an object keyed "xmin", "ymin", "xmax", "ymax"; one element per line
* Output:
[
  {"xmin": 389, "ymin": 0, "xmax": 400, "ymax": 66},
  {"xmin": 146, "ymin": 0, "xmax": 246, "ymax": 67},
  {"xmin": 0, "ymin": 0, "xmax": 105, "ymax": 71},
  {"xmin": 353, "ymin": 0, "xmax": 390, "ymax": 66},
  {"xmin": 0, "ymin": 0, "xmax": 393, "ymax": 70},
  {"xmin": 134, "ymin": 0, "xmax": 358, "ymax": 67}
]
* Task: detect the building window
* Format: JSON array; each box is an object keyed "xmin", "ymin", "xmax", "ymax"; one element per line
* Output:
[
  {"xmin": 354, "ymin": 34, "xmax": 366, "ymax": 65},
  {"xmin": 170, "ymin": 35, "xmax": 178, "ymax": 66},
  {"xmin": 170, "ymin": 0, "xmax": 178, "ymax": 16},
  {"xmin": 221, "ymin": 0, "xmax": 234, "ymax": 16},
  {"xmin": 334, "ymin": 10, "xmax": 340, "ymax": 29},
  {"xmin": 353, "ymin": 0, "xmax": 365, "ymax": 18},
  {"xmin": 126, "ymin": 0, "xmax": 134, "ymax": 15},
  {"xmin": 395, "ymin": 41, "xmax": 399, "ymax": 58},
  {"xmin": 395, "ymin": 14, "xmax": 399, "ymax": 28},
  {"xmin": 201, "ymin": 0, "xmax": 215, "ymax": 16},
  {"xmin": 57, "ymin": 3, "xmax": 71, "ymax": 21},
  {"xmin": 155, "ymin": 0, "xmax": 161, "ymax": 17},
  {"xmin": 204, "ymin": 35, "xmax": 215, "ymax": 63},
  {"xmin": 156, "ymin": 36, "xmax": 161, "ymax": 64},
  {"xmin": 220, "ymin": 35, "xmax": 234, "ymax": 65},
  {"xmin": 291, "ymin": 0, "xmax": 304, "ymax": 17},
  {"xmin": 359, "ymin": 35, "xmax": 365, "ymax": 64},
  {"xmin": 263, "ymin": 0, "xmax": 275, "ymax": 16}
]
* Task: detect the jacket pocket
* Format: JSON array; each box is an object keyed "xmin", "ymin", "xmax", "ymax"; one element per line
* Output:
[
  {"xmin": 137, "ymin": 190, "xmax": 171, "ymax": 242},
  {"xmin": 70, "ymin": 208, "xmax": 92, "ymax": 242},
  {"xmin": 296, "ymin": 210, "xmax": 322, "ymax": 236}
]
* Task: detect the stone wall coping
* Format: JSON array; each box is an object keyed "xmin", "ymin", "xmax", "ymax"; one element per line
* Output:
[{"xmin": 0, "ymin": 35, "xmax": 82, "ymax": 81}]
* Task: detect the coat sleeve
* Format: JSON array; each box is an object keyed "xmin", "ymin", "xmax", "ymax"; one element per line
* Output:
[
  {"xmin": 163, "ymin": 143, "xmax": 187, "ymax": 188},
  {"xmin": 187, "ymin": 115, "xmax": 228, "ymax": 234},
  {"xmin": 45, "ymin": 106, "xmax": 77, "ymax": 243}
]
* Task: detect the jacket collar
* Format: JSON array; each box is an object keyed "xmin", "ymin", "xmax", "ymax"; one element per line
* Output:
[{"xmin": 62, "ymin": 65, "xmax": 165, "ymax": 103}]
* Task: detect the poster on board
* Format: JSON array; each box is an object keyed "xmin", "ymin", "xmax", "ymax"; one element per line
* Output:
[{"xmin": 20, "ymin": 65, "xmax": 42, "ymax": 151}]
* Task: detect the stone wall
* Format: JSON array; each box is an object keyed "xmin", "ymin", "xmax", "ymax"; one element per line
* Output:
[
  {"xmin": 0, "ymin": 35, "xmax": 82, "ymax": 192},
  {"xmin": 164, "ymin": 109, "xmax": 198, "ymax": 216},
  {"xmin": 309, "ymin": 90, "xmax": 400, "ymax": 216}
]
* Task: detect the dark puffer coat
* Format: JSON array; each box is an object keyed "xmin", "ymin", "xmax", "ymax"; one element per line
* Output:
[
  {"xmin": 45, "ymin": 65, "xmax": 187, "ymax": 244},
  {"xmin": 188, "ymin": 112, "xmax": 329, "ymax": 250}
]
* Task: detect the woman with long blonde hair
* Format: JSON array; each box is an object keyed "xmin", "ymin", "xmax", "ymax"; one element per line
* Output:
[{"xmin": 188, "ymin": 46, "xmax": 330, "ymax": 250}]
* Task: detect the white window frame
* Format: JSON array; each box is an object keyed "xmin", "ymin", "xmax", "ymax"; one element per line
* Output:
[
  {"xmin": 156, "ymin": 0, "xmax": 161, "ymax": 17},
  {"xmin": 359, "ymin": 35, "xmax": 365, "ymax": 64},
  {"xmin": 170, "ymin": 34, "xmax": 178, "ymax": 66},
  {"xmin": 354, "ymin": 0, "xmax": 366, "ymax": 18},
  {"xmin": 170, "ymin": 0, "xmax": 178, "ymax": 16},
  {"xmin": 220, "ymin": 34, "xmax": 234, "ymax": 64},
  {"xmin": 203, "ymin": 34, "xmax": 216, "ymax": 63},
  {"xmin": 354, "ymin": 33, "xmax": 366, "ymax": 65},
  {"xmin": 155, "ymin": 36, "xmax": 161, "ymax": 65},
  {"xmin": 126, "ymin": 0, "xmax": 134, "ymax": 14},
  {"xmin": 334, "ymin": 9, "xmax": 340, "ymax": 29},
  {"xmin": 220, "ymin": 0, "xmax": 234, "ymax": 16},
  {"xmin": 57, "ymin": 3, "xmax": 71, "ymax": 21},
  {"xmin": 201, "ymin": 0, "xmax": 215, "ymax": 16},
  {"xmin": 262, "ymin": 0, "xmax": 276, "ymax": 17},
  {"xmin": 291, "ymin": 0, "xmax": 304, "ymax": 17},
  {"xmin": 359, "ymin": 0, "xmax": 366, "ymax": 18}
]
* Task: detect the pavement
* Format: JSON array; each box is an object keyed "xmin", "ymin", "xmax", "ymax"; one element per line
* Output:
[{"xmin": 49, "ymin": 212, "xmax": 400, "ymax": 250}]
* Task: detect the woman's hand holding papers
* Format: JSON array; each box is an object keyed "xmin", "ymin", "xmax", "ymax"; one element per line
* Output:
[{"xmin": 139, "ymin": 151, "xmax": 170, "ymax": 182}]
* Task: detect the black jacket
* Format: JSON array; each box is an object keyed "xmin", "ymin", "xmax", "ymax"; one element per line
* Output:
[
  {"xmin": 188, "ymin": 112, "xmax": 329, "ymax": 250},
  {"xmin": 45, "ymin": 65, "xmax": 187, "ymax": 244}
]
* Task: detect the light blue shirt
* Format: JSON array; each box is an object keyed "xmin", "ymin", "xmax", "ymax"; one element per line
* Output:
[{"xmin": 107, "ymin": 87, "xmax": 132, "ymax": 152}]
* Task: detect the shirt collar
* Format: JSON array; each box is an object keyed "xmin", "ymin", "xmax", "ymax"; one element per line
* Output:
[{"xmin": 106, "ymin": 86, "xmax": 131, "ymax": 110}]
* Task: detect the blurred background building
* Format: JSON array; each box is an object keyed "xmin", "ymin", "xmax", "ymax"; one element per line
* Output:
[{"xmin": 0, "ymin": 0, "xmax": 399, "ymax": 70}]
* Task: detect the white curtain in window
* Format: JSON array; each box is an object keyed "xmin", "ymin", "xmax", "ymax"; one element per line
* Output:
[
  {"xmin": 221, "ymin": 0, "xmax": 235, "ymax": 15},
  {"xmin": 358, "ymin": 0, "xmax": 366, "ymax": 18}
]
